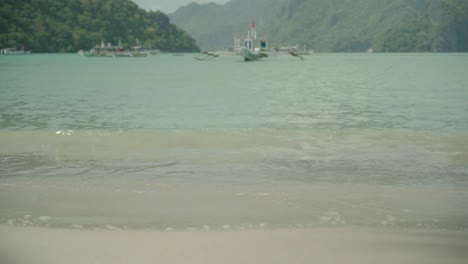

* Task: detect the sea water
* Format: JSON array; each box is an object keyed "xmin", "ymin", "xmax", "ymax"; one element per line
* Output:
[{"xmin": 0, "ymin": 53, "xmax": 467, "ymax": 230}]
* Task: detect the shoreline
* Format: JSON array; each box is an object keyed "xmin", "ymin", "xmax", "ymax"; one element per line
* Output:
[
  {"xmin": 1, "ymin": 225, "xmax": 467, "ymax": 264},
  {"xmin": 2, "ymin": 180, "xmax": 468, "ymax": 231}
]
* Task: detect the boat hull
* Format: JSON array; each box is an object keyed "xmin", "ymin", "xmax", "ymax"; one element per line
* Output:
[
  {"xmin": 1, "ymin": 48, "xmax": 31, "ymax": 55},
  {"xmin": 239, "ymin": 48, "xmax": 267, "ymax": 61},
  {"xmin": 85, "ymin": 51, "xmax": 149, "ymax": 58}
]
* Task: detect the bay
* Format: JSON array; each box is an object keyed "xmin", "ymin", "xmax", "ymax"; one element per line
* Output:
[{"xmin": 0, "ymin": 53, "xmax": 467, "ymax": 230}]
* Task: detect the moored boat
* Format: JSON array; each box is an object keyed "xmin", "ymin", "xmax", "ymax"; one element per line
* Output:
[
  {"xmin": 237, "ymin": 21, "xmax": 269, "ymax": 61},
  {"xmin": 1, "ymin": 47, "xmax": 31, "ymax": 55},
  {"xmin": 125, "ymin": 39, "xmax": 150, "ymax": 57},
  {"xmin": 126, "ymin": 45, "xmax": 149, "ymax": 57},
  {"xmin": 84, "ymin": 41, "xmax": 123, "ymax": 57},
  {"xmin": 84, "ymin": 39, "xmax": 150, "ymax": 58}
]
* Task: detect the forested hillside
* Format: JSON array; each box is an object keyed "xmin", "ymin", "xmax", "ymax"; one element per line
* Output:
[
  {"xmin": 0, "ymin": 0, "xmax": 200, "ymax": 52},
  {"xmin": 170, "ymin": 0, "xmax": 468, "ymax": 52}
]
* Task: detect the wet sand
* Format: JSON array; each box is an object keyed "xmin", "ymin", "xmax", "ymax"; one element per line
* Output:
[{"xmin": 1, "ymin": 225, "xmax": 467, "ymax": 264}]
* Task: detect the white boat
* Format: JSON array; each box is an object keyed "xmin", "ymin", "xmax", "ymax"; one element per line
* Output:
[
  {"xmin": 126, "ymin": 45, "xmax": 150, "ymax": 57},
  {"xmin": 236, "ymin": 21, "xmax": 269, "ymax": 61},
  {"xmin": 124, "ymin": 39, "xmax": 150, "ymax": 57},
  {"xmin": 84, "ymin": 41, "xmax": 123, "ymax": 57},
  {"xmin": 84, "ymin": 39, "xmax": 149, "ymax": 58},
  {"xmin": 235, "ymin": 21, "xmax": 305, "ymax": 61},
  {"xmin": 1, "ymin": 48, "xmax": 31, "ymax": 55}
]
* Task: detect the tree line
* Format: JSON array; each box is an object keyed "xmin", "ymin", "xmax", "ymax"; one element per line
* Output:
[{"xmin": 0, "ymin": 0, "xmax": 200, "ymax": 52}]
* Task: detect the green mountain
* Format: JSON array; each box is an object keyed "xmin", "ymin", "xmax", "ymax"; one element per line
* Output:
[
  {"xmin": 0, "ymin": 0, "xmax": 199, "ymax": 52},
  {"xmin": 170, "ymin": 0, "xmax": 468, "ymax": 52}
]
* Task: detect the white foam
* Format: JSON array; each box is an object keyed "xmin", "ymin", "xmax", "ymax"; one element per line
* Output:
[
  {"xmin": 319, "ymin": 212, "xmax": 345, "ymax": 225},
  {"xmin": 381, "ymin": 215, "xmax": 396, "ymax": 226},
  {"xmin": 39, "ymin": 216, "xmax": 51, "ymax": 222},
  {"xmin": 18, "ymin": 219, "xmax": 32, "ymax": 225},
  {"xmin": 55, "ymin": 130, "xmax": 74, "ymax": 136}
]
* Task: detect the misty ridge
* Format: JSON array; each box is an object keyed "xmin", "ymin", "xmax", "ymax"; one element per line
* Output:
[
  {"xmin": 1, "ymin": 0, "xmax": 467, "ymax": 53},
  {"xmin": 171, "ymin": 0, "xmax": 468, "ymax": 52}
]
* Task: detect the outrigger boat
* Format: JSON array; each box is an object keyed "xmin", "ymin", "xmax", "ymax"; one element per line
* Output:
[
  {"xmin": 124, "ymin": 39, "xmax": 150, "ymax": 57},
  {"xmin": 84, "ymin": 41, "xmax": 124, "ymax": 57},
  {"xmin": 84, "ymin": 39, "xmax": 149, "ymax": 57},
  {"xmin": 234, "ymin": 22, "xmax": 309, "ymax": 61},
  {"xmin": 1, "ymin": 47, "xmax": 31, "ymax": 55},
  {"xmin": 237, "ymin": 21, "xmax": 269, "ymax": 62},
  {"xmin": 192, "ymin": 21, "xmax": 308, "ymax": 62}
]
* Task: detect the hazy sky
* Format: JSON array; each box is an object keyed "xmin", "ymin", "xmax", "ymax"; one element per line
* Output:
[{"xmin": 133, "ymin": 0, "xmax": 230, "ymax": 13}]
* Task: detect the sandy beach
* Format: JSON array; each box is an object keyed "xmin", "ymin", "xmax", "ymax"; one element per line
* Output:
[{"xmin": 1, "ymin": 225, "xmax": 467, "ymax": 264}]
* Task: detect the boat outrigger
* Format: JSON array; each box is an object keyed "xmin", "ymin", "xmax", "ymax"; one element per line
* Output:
[
  {"xmin": 194, "ymin": 51, "xmax": 220, "ymax": 61},
  {"xmin": 288, "ymin": 50, "xmax": 304, "ymax": 60}
]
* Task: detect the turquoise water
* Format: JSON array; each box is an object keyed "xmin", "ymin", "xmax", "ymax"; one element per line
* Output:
[{"xmin": 1, "ymin": 53, "xmax": 467, "ymax": 230}]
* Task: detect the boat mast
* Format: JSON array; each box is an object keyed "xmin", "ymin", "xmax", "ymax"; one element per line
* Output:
[{"xmin": 244, "ymin": 20, "xmax": 257, "ymax": 51}]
